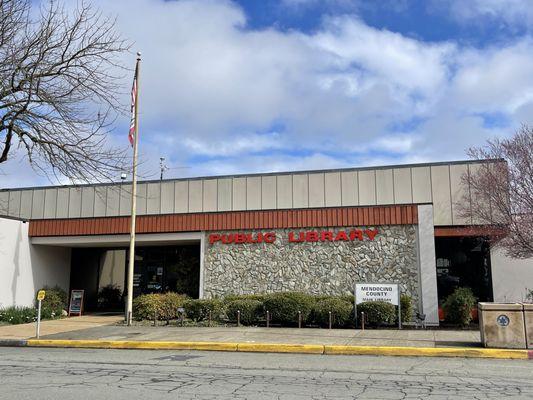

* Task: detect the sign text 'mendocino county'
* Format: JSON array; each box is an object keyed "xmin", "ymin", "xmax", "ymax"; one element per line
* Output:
[
  {"xmin": 208, "ymin": 229, "xmax": 379, "ymax": 245},
  {"xmin": 355, "ymin": 283, "xmax": 399, "ymax": 306}
]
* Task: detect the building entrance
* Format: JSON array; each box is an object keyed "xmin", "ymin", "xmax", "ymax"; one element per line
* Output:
[
  {"xmin": 435, "ymin": 236, "xmax": 493, "ymax": 304},
  {"xmin": 70, "ymin": 243, "xmax": 201, "ymax": 311},
  {"xmin": 130, "ymin": 245, "xmax": 200, "ymax": 299}
]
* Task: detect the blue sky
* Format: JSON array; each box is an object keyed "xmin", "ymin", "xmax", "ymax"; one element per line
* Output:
[
  {"xmin": 238, "ymin": 0, "xmax": 529, "ymax": 44},
  {"xmin": 2, "ymin": 0, "xmax": 533, "ymax": 187}
]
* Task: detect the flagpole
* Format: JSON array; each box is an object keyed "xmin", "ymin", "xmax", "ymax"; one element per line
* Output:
[{"xmin": 126, "ymin": 52, "xmax": 141, "ymax": 326}]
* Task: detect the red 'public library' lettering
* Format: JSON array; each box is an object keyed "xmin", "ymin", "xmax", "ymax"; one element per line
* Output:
[
  {"xmin": 209, "ymin": 229, "xmax": 379, "ymax": 245},
  {"xmin": 208, "ymin": 232, "xmax": 277, "ymax": 244}
]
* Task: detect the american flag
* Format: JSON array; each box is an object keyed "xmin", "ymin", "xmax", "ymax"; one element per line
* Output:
[{"xmin": 128, "ymin": 63, "xmax": 139, "ymax": 146}]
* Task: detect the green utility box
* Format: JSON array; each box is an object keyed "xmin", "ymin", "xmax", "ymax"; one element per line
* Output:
[{"xmin": 478, "ymin": 303, "xmax": 526, "ymax": 349}]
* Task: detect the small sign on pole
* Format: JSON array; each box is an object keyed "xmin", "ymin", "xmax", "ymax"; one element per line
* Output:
[
  {"xmin": 36, "ymin": 290, "xmax": 46, "ymax": 338},
  {"xmin": 68, "ymin": 290, "xmax": 84, "ymax": 317},
  {"xmin": 354, "ymin": 283, "xmax": 402, "ymax": 329}
]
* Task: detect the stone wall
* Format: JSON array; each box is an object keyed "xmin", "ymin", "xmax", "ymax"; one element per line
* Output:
[{"xmin": 203, "ymin": 226, "xmax": 420, "ymax": 304}]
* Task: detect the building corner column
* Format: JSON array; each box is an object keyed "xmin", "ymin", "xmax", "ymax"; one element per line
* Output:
[
  {"xmin": 417, "ymin": 204, "xmax": 439, "ymax": 325},
  {"xmin": 199, "ymin": 232, "xmax": 206, "ymax": 299}
]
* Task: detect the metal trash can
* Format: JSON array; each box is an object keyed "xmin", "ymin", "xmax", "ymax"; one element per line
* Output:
[
  {"xmin": 523, "ymin": 303, "xmax": 533, "ymax": 349},
  {"xmin": 478, "ymin": 303, "xmax": 526, "ymax": 349}
]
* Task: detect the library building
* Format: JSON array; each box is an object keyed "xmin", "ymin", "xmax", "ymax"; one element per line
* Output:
[{"xmin": 1, "ymin": 159, "xmax": 531, "ymax": 326}]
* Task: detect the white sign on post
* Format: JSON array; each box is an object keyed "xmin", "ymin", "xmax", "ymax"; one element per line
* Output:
[
  {"xmin": 354, "ymin": 283, "xmax": 402, "ymax": 329},
  {"xmin": 36, "ymin": 290, "xmax": 46, "ymax": 339},
  {"xmin": 355, "ymin": 283, "xmax": 399, "ymax": 305}
]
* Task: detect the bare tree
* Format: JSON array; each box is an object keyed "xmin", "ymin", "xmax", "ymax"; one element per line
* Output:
[
  {"xmin": 460, "ymin": 125, "xmax": 533, "ymax": 258},
  {"xmin": 0, "ymin": 0, "xmax": 130, "ymax": 183}
]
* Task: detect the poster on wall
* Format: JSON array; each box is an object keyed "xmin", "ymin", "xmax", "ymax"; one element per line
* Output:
[{"xmin": 68, "ymin": 289, "xmax": 84, "ymax": 316}]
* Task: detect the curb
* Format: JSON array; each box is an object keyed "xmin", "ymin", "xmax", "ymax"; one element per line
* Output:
[
  {"xmin": 0, "ymin": 339, "xmax": 527, "ymax": 359},
  {"xmin": 27, "ymin": 339, "xmax": 239, "ymax": 352},
  {"xmin": 324, "ymin": 345, "xmax": 533, "ymax": 359},
  {"xmin": 237, "ymin": 343, "xmax": 324, "ymax": 354},
  {"xmin": 0, "ymin": 339, "xmax": 27, "ymax": 347}
]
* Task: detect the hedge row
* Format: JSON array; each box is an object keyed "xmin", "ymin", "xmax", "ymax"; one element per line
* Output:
[
  {"xmin": 133, "ymin": 292, "xmax": 415, "ymax": 327},
  {"xmin": 0, "ymin": 286, "xmax": 68, "ymax": 325},
  {"xmin": 0, "ymin": 306, "xmax": 63, "ymax": 324}
]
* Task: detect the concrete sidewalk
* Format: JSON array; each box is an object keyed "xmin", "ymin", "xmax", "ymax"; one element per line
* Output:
[
  {"xmin": 38, "ymin": 324, "xmax": 481, "ymax": 348},
  {"xmin": 0, "ymin": 314, "xmax": 480, "ymax": 348},
  {"xmin": 0, "ymin": 314, "xmax": 123, "ymax": 340}
]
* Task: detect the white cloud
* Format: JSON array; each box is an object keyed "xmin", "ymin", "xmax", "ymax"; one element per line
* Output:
[
  {"xmin": 95, "ymin": 0, "xmax": 441, "ymax": 157},
  {"xmin": 451, "ymin": 39, "xmax": 533, "ymax": 114},
  {"xmin": 312, "ymin": 17, "xmax": 455, "ymax": 98},
  {"xmin": 370, "ymin": 135, "xmax": 418, "ymax": 154},
  {"xmin": 182, "ymin": 132, "xmax": 286, "ymax": 157},
  {"xmin": 442, "ymin": 0, "xmax": 533, "ymax": 27}
]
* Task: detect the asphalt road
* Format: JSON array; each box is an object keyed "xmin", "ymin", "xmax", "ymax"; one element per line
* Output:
[{"xmin": 1, "ymin": 347, "xmax": 532, "ymax": 399}]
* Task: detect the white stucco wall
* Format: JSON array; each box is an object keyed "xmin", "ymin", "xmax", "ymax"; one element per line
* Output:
[
  {"xmin": 0, "ymin": 217, "xmax": 71, "ymax": 308},
  {"xmin": 491, "ymin": 247, "xmax": 533, "ymax": 303}
]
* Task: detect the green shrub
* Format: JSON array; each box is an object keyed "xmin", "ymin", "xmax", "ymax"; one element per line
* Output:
[
  {"xmin": 132, "ymin": 293, "xmax": 188, "ymax": 321},
  {"xmin": 338, "ymin": 294, "xmax": 355, "ymax": 325},
  {"xmin": 132, "ymin": 294, "xmax": 163, "ymax": 321},
  {"xmin": 40, "ymin": 306, "xmax": 61, "ymax": 320},
  {"xmin": 37, "ymin": 286, "xmax": 67, "ymax": 313},
  {"xmin": 400, "ymin": 294, "xmax": 413, "ymax": 323},
  {"xmin": 0, "ymin": 305, "xmax": 62, "ymax": 325},
  {"xmin": 442, "ymin": 287, "xmax": 477, "ymax": 326},
  {"xmin": 312, "ymin": 297, "xmax": 353, "ymax": 327},
  {"xmin": 338, "ymin": 294, "xmax": 355, "ymax": 305},
  {"xmin": 184, "ymin": 298, "xmax": 224, "ymax": 322},
  {"xmin": 98, "ymin": 284, "xmax": 123, "ymax": 309},
  {"xmin": 263, "ymin": 292, "xmax": 315, "ymax": 325},
  {"xmin": 0, "ymin": 306, "xmax": 36, "ymax": 324},
  {"xmin": 160, "ymin": 292, "xmax": 188, "ymax": 321},
  {"xmin": 357, "ymin": 301, "xmax": 396, "ymax": 326},
  {"xmin": 226, "ymin": 299, "xmax": 263, "ymax": 326}
]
